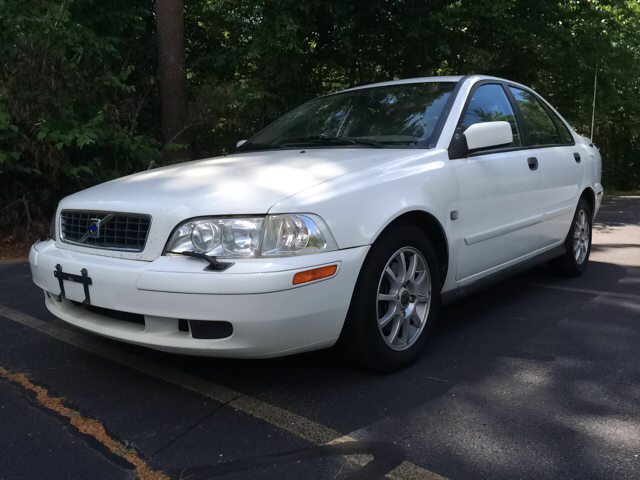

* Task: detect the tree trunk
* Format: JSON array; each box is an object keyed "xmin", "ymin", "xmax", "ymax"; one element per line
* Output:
[{"xmin": 155, "ymin": 0, "xmax": 191, "ymax": 161}]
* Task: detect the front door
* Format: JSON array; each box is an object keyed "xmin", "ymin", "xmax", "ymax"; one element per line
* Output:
[{"xmin": 452, "ymin": 83, "xmax": 547, "ymax": 281}]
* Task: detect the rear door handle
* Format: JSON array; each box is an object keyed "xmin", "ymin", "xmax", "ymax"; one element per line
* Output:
[
  {"xmin": 527, "ymin": 157, "xmax": 538, "ymax": 171},
  {"xmin": 574, "ymin": 152, "xmax": 581, "ymax": 163}
]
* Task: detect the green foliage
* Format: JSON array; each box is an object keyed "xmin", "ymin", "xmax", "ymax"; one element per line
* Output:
[
  {"xmin": 2, "ymin": 0, "xmax": 640, "ymax": 244},
  {"xmin": 0, "ymin": 0, "xmax": 160, "ymax": 238},
  {"xmin": 183, "ymin": 0, "xmax": 640, "ymax": 191}
]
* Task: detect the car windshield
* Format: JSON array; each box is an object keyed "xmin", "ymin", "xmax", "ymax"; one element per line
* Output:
[{"xmin": 238, "ymin": 81, "xmax": 457, "ymax": 151}]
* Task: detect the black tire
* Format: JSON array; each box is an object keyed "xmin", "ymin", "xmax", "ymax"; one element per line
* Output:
[
  {"xmin": 548, "ymin": 198, "xmax": 592, "ymax": 276},
  {"xmin": 337, "ymin": 224, "xmax": 441, "ymax": 372}
]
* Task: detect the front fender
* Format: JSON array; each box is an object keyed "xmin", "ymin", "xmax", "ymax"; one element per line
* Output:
[{"xmin": 268, "ymin": 149, "xmax": 461, "ymax": 291}]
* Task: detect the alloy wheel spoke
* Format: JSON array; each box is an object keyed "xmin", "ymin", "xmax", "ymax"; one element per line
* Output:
[
  {"xmin": 401, "ymin": 315, "xmax": 411, "ymax": 344},
  {"xmin": 397, "ymin": 253, "xmax": 408, "ymax": 284},
  {"xmin": 388, "ymin": 316, "xmax": 402, "ymax": 344},
  {"xmin": 406, "ymin": 253, "xmax": 417, "ymax": 284},
  {"xmin": 378, "ymin": 292, "xmax": 396, "ymax": 302},
  {"xmin": 410, "ymin": 310, "xmax": 422, "ymax": 328},
  {"xmin": 413, "ymin": 270, "xmax": 427, "ymax": 285},
  {"xmin": 378, "ymin": 304, "xmax": 398, "ymax": 328},
  {"xmin": 385, "ymin": 266, "xmax": 400, "ymax": 288},
  {"xmin": 416, "ymin": 293, "xmax": 429, "ymax": 304}
]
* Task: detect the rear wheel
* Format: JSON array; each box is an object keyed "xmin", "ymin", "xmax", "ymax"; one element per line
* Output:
[
  {"xmin": 548, "ymin": 198, "xmax": 592, "ymax": 276},
  {"xmin": 338, "ymin": 224, "xmax": 440, "ymax": 372}
]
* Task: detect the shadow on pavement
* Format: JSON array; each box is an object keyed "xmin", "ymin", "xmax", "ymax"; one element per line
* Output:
[
  {"xmin": 595, "ymin": 195, "xmax": 640, "ymax": 228},
  {"xmin": 1, "ymin": 196, "xmax": 638, "ymax": 479}
]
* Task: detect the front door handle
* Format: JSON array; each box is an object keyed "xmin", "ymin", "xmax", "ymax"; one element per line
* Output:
[
  {"xmin": 574, "ymin": 152, "xmax": 581, "ymax": 163},
  {"xmin": 527, "ymin": 157, "xmax": 538, "ymax": 171}
]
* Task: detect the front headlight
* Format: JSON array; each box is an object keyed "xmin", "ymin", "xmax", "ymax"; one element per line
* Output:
[
  {"xmin": 261, "ymin": 214, "xmax": 336, "ymax": 256},
  {"xmin": 166, "ymin": 217, "xmax": 264, "ymax": 257},
  {"xmin": 165, "ymin": 214, "xmax": 337, "ymax": 258}
]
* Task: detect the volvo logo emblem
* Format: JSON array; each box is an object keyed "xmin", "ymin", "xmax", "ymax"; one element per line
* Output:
[
  {"xmin": 78, "ymin": 214, "xmax": 114, "ymax": 243},
  {"xmin": 88, "ymin": 218, "xmax": 101, "ymax": 238}
]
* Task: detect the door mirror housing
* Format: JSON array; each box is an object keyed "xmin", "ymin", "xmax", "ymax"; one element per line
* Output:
[
  {"xmin": 236, "ymin": 139, "xmax": 247, "ymax": 148},
  {"xmin": 449, "ymin": 121, "xmax": 514, "ymax": 159},
  {"xmin": 464, "ymin": 121, "xmax": 513, "ymax": 150}
]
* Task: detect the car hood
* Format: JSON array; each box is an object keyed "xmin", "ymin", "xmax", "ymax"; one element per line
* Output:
[
  {"xmin": 57, "ymin": 148, "xmax": 421, "ymax": 260},
  {"xmin": 60, "ymin": 149, "xmax": 421, "ymax": 215}
]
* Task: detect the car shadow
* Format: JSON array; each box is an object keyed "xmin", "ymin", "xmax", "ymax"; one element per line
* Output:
[
  {"xmin": 2, "ymin": 208, "xmax": 637, "ymax": 479},
  {"xmin": 138, "ymin": 258, "xmax": 639, "ymax": 478},
  {"xmin": 136, "ymin": 260, "xmax": 631, "ymax": 426}
]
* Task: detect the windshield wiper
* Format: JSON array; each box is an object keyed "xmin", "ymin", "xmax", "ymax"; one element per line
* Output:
[
  {"xmin": 278, "ymin": 136, "xmax": 386, "ymax": 148},
  {"xmin": 169, "ymin": 251, "xmax": 234, "ymax": 271}
]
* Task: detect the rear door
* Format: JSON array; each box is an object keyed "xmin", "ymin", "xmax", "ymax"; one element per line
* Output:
[
  {"xmin": 507, "ymin": 86, "xmax": 581, "ymax": 245},
  {"xmin": 452, "ymin": 83, "xmax": 548, "ymax": 281}
]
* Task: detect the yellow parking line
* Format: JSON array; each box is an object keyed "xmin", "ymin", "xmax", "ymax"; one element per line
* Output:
[
  {"xmin": 517, "ymin": 282, "xmax": 640, "ymax": 301},
  {"xmin": 328, "ymin": 435, "xmax": 448, "ymax": 480},
  {"xmin": 0, "ymin": 366, "xmax": 168, "ymax": 480},
  {"xmin": 0, "ymin": 303, "xmax": 446, "ymax": 480}
]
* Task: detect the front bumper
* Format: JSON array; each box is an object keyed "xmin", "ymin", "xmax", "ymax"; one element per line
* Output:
[{"xmin": 30, "ymin": 241, "xmax": 368, "ymax": 357}]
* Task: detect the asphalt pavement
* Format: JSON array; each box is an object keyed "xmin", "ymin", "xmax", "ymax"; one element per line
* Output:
[{"xmin": 1, "ymin": 196, "xmax": 639, "ymax": 480}]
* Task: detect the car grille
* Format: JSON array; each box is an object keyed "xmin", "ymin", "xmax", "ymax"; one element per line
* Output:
[{"xmin": 60, "ymin": 211, "xmax": 152, "ymax": 252}]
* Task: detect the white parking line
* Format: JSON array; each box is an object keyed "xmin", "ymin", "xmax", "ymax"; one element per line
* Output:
[{"xmin": 0, "ymin": 304, "xmax": 446, "ymax": 480}]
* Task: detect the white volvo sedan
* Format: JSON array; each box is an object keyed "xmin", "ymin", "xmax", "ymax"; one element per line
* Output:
[{"xmin": 30, "ymin": 75, "xmax": 603, "ymax": 371}]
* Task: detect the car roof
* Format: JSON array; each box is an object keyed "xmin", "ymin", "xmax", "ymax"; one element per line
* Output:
[
  {"xmin": 338, "ymin": 75, "xmax": 576, "ymax": 139},
  {"xmin": 340, "ymin": 75, "xmax": 523, "ymax": 92}
]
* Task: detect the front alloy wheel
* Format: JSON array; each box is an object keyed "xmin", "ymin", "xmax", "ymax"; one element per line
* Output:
[
  {"xmin": 338, "ymin": 224, "xmax": 440, "ymax": 372},
  {"xmin": 376, "ymin": 247, "xmax": 432, "ymax": 351}
]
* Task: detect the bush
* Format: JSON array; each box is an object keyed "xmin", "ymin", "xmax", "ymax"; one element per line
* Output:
[{"xmin": 0, "ymin": 0, "xmax": 160, "ymax": 241}]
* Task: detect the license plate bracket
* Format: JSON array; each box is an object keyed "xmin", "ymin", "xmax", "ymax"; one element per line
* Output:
[{"xmin": 54, "ymin": 264, "xmax": 92, "ymax": 305}]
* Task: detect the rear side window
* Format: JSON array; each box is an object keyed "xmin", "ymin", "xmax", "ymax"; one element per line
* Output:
[
  {"xmin": 509, "ymin": 87, "xmax": 561, "ymax": 146},
  {"xmin": 461, "ymin": 84, "xmax": 521, "ymax": 147},
  {"xmin": 547, "ymin": 109, "xmax": 574, "ymax": 144}
]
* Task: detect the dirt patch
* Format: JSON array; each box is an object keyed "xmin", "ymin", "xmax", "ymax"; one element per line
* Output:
[
  {"xmin": 0, "ymin": 236, "xmax": 30, "ymax": 263},
  {"xmin": 0, "ymin": 257, "xmax": 28, "ymax": 264},
  {"xmin": 0, "ymin": 366, "xmax": 168, "ymax": 480}
]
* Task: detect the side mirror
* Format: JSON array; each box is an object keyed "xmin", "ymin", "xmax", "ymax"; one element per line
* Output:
[
  {"xmin": 236, "ymin": 139, "xmax": 247, "ymax": 148},
  {"xmin": 449, "ymin": 121, "xmax": 513, "ymax": 159},
  {"xmin": 464, "ymin": 121, "xmax": 512, "ymax": 150}
]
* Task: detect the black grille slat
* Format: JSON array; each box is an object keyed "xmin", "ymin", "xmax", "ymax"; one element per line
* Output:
[
  {"xmin": 70, "ymin": 301, "xmax": 145, "ymax": 326},
  {"xmin": 60, "ymin": 211, "xmax": 152, "ymax": 251}
]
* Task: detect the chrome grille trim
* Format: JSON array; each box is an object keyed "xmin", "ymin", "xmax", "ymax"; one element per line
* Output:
[{"xmin": 59, "ymin": 210, "xmax": 152, "ymax": 252}]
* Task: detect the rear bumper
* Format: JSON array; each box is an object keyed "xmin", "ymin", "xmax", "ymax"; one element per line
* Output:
[
  {"xmin": 30, "ymin": 241, "xmax": 368, "ymax": 357},
  {"xmin": 594, "ymin": 183, "xmax": 604, "ymax": 218}
]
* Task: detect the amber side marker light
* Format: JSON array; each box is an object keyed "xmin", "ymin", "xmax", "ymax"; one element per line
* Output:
[{"xmin": 292, "ymin": 264, "xmax": 338, "ymax": 285}]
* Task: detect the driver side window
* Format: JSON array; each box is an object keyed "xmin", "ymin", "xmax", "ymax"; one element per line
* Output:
[{"xmin": 461, "ymin": 84, "xmax": 522, "ymax": 147}]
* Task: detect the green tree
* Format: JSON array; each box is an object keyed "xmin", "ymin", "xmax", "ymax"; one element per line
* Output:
[
  {"xmin": 2, "ymin": 0, "xmax": 640, "ymax": 247},
  {"xmin": 0, "ymin": 0, "xmax": 160, "ymax": 238}
]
